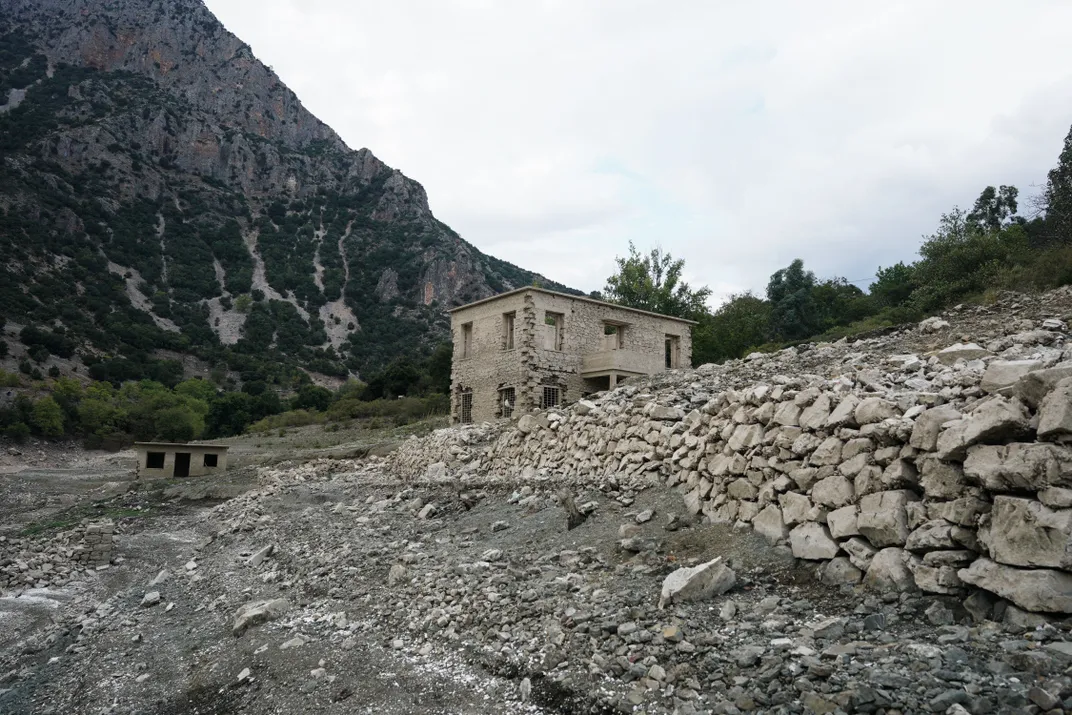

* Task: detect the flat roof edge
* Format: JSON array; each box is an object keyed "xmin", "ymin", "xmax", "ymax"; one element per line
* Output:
[
  {"xmin": 447, "ymin": 287, "xmax": 699, "ymax": 324},
  {"xmin": 133, "ymin": 442, "xmax": 230, "ymax": 449}
]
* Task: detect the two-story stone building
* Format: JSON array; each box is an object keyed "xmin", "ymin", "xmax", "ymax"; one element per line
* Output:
[{"xmin": 448, "ymin": 287, "xmax": 694, "ymax": 423}]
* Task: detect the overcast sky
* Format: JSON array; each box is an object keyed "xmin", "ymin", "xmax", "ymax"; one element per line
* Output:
[{"xmin": 204, "ymin": 0, "xmax": 1072, "ymax": 303}]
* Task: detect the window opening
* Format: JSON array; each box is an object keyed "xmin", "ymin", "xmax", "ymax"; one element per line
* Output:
[
  {"xmin": 146, "ymin": 452, "xmax": 165, "ymax": 469},
  {"xmin": 460, "ymin": 390, "xmax": 473, "ymax": 424},
  {"xmin": 461, "ymin": 322, "xmax": 473, "ymax": 358},
  {"xmin": 602, "ymin": 322, "xmax": 624, "ymax": 350},
  {"xmin": 499, "ymin": 387, "xmax": 516, "ymax": 418},
  {"xmin": 541, "ymin": 385, "xmax": 561, "ymax": 409},
  {"xmin": 502, "ymin": 312, "xmax": 515, "ymax": 350},
  {"xmin": 204, "ymin": 453, "xmax": 219, "ymax": 468},
  {"xmin": 543, "ymin": 312, "xmax": 564, "ymax": 350}
]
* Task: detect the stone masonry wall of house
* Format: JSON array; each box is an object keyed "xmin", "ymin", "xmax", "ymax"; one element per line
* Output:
[
  {"xmin": 399, "ymin": 287, "xmax": 1072, "ymax": 617},
  {"xmin": 450, "ymin": 289, "xmax": 693, "ymax": 423}
]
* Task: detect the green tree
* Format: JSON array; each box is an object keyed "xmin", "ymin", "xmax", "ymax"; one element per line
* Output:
[
  {"xmin": 1045, "ymin": 123, "xmax": 1072, "ymax": 244},
  {"xmin": 292, "ymin": 384, "xmax": 333, "ymax": 411},
  {"xmin": 967, "ymin": 185, "xmax": 1019, "ymax": 233},
  {"xmin": 175, "ymin": 378, "xmax": 218, "ymax": 402},
  {"xmin": 870, "ymin": 262, "xmax": 916, "ymax": 308},
  {"xmin": 603, "ymin": 243, "xmax": 711, "ymax": 319},
  {"xmin": 766, "ymin": 259, "xmax": 819, "ymax": 341},
  {"xmin": 31, "ymin": 396, "xmax": 65, "ymax": 437},
  {"xmin": 426, "ymin": 342, "xmax": 452, "ymax": 394},
  {"xmin": 692, "ymin": 292, "xmax": 771, "ymax": 364}
]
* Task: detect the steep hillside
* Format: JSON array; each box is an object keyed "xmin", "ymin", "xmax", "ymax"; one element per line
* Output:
[{"xmin": 0, "ymin": 0, "xmax": 572, "ymax": 382}]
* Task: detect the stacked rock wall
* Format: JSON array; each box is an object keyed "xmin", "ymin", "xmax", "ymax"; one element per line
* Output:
[
  {"xmin": 71, "ymin": 519, "xmax": 114, "ymax": 567},
  {"xmin": 387, "ymin": 293, "xmax": 1072, "ymax": 615}
]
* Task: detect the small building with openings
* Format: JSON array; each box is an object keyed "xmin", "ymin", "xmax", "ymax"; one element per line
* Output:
[
  {"xmin": 134, "ymin": 442, "xmax": 229, "ymax": 479},
  {"xmin": 448, "ymin": 287, "xmax": 695, "ymax": 424}
]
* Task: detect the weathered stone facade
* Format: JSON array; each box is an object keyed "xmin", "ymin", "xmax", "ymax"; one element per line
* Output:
[{"xmin": 448, "ymin": 288, "xmax": 693, "ymax": 423}]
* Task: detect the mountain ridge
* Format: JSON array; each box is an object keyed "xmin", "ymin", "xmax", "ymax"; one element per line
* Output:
[{"xmin": 0, "ymin": 0, "xmax": 575, "ymax": 383}]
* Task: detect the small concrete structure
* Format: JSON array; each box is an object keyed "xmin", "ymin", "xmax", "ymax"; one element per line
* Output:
[
  {"xmin": 448, "ymin": 287, "xmax": 694, "ymax": 423},
  {"xmin": 134, "ymin": 442, "xmax": 229, "ymax": 479}
]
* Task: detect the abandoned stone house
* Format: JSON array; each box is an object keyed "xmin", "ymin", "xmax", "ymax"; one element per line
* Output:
[
  {"xmin": 134, "ymin": 442, "xmax": 229, "ymax": 479},
  {"xmin": 448, "ymin": 287, "xmax": 694, "ymax": 424}
]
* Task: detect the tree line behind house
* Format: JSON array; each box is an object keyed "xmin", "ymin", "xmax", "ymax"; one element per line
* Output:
[{"xmin": 600, "ymin": 123, "xmax": 1072, "ymax": 364}]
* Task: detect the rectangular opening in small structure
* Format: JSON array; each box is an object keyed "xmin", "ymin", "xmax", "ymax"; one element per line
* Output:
[
  {"xmin": 460, "ymin": 390, "xmax": 473, "ymax": 424},
  {"xmin": 543, "ymin": 312, "xmax": 564, "ymax": 350},
  {"xmin": 145, "ymin": 451, "xmax": 165, "ymax": 469},
  {"xmin": 174, "ymin": 452, "xmax": 191, "ymax": 478},
  {"xmin": 204, "ymin": 453, "xmax": 218, "ymax": 468},
  {"xmin": 665, "ymin": 335, "xmax": 681, "ymax": 369},
  {"xmin": 502, "ymin": 312, "xmax": 515, "ymax": 350},
  {"xmin": 499, "ymin": 387, "xmax": 515, "ymax": 418},
  {"xmin": 541, "ymin": 385, "xmax": 561, "ymax": 409},
  {"xmin": 461, "ymin": 322, "xmax": 473, "ymax": 358}
]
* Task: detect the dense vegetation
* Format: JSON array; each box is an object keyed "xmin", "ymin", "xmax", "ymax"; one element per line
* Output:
[
  {"xmin": 604, "ymin": 123, "xmax": 1072, "ymax": 365},
  {"xmin": 0, "ymin": 342, "xmax": 452, "ymax": 446}
]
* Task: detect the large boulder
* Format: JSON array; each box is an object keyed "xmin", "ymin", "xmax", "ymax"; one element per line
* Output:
[
  {"xmin": 918, "ymin": 457, "xmax": 966, "ymax": 500},
  {"xmin": 934, "ymin": 397, "xmax": 1031, "ymax": 461},
  {"xmin": 810, "ymin": 437, "xmax": 843, "ymax": 466},
  {"xmin": 983, "ymin": 496, "xmax": 1072, "ymax": 569},
  {"xmin": 855, "ymin": 398, "xmax": 901, "ymax": 425},
  {"xmin": 958, "ymin": 558, "xmax": 1072, "ymax": 613},
  {"xmin": 811, "ymin": 475, "xmax": 854, "ymax": 508},
  {"xmin": 905, "ymin": 520, "xmax": 958, "ymax": 552},
  {"xmin": 936, "ymin": 342, "xmax": 991, "ymax": 365},
  {"xmin": 1015, "ymin": 363, "xmax": 1072, "ymax": 408},
  {"xmin": 799, "ymin": 394, "xmax": 833, "ymax": 431},
  {"xmin": 825, "ymin": 395, "xmax": 860, "ymax": 429},
  {"xmin": 233, "ymin": 598, "xmax": 291, "ymax": 636},
  {"xmin": 827, "ymin": 505, "xmax": 860, "ymax": 539},
  {"xmin": 964, "ymin": 442, "xmax": 1072, "ymax": 491},
  {"xmin": 1038, "ymin": 377, "xmax": 1072, "ymax": 443},
  {"xmin": 789, "ymin": 523, "xmax": 840, "ymax": 560},
  {"xmin": 752, "ymin": 504, "xmax": 787, "ymax": 543},
  {"xmin": 909, "ymin": 406, "xmax": 963, "ymax": 452},
  {"xmin": 658, "ymin": 557, "xmax": 736, "ymax": 609},
  {"xmin": 864, "ymin": 548, "xmax": 920, "ymax": 592},
  {"xmin": 857, "ymin": 490, "xmax": 916, "ymax": 547},
  {"xmin": 980, "ymin": 360, "xmax": 1043, "ymax": 394}
]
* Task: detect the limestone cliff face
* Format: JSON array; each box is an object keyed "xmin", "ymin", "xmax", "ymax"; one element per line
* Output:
[{"xmin": 0, "ymin": 0, "xmax": 573, "ymax": 373}]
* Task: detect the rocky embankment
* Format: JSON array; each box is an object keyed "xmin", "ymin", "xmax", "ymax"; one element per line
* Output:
[{"xmin": 389, "ymin": 288, "xmax": 1072, "ymax": 620}]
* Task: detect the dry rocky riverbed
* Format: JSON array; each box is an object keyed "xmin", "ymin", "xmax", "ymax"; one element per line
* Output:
[
  {"xmin": 0, "ymin": 454, "xmax": 1069, "ymax": 714},
  {"xmin": 4, "ymin": 289, "xmax": 1072, "ymax": 714}
]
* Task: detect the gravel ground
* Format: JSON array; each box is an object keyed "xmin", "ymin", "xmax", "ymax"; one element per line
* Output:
[{"xmin": 2, "ymin": 454, "xmax": 1071, "ymax": 714}]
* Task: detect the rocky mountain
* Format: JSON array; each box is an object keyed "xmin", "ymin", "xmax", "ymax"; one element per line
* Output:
[{"xmin": 0, "ymin": 0, "xmax": 572, "ymax": 381}]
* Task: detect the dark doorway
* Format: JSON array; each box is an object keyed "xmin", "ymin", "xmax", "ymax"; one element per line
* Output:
[{"xmin": 174, "ymin": 452, "xmax": 191, "ymax": 478}]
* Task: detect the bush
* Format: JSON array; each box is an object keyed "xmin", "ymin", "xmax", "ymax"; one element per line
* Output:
[{"xmin": 4, "ymin": 422, "xmax": 30, "ymax": 442}]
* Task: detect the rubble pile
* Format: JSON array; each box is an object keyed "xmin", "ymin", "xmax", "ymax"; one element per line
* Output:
[
  {"xmin": 392, "ymin": 290, "xmax": 1072, "ymax": 617},
  {"xmin": 0, "ymin": 520, "xmax": 118, "ymax": 591}
]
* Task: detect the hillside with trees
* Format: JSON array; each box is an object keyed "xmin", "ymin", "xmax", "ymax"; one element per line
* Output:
[{"xmin": 0, "ymin": 0, "xmax": 573, "ymax": 393}]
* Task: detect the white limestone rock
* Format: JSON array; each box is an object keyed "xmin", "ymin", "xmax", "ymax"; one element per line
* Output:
[
  {"xmin": 789, "ymin": 523, "xmax": 840, "ymax": 560},
  {"xmin": 864, "ymin": 547, "xmax": 920, "ymax": 592},
  {"xmin": 233, "ymin": 598, "xmax": 291, "ymax": 635},
  {"xmin": 958, "ymin": 558, "xmax": 1072, "ymax": 613},
  {"xmin": 658, "ymin": 557, "xmax": 736, "ymax": 609},
  {"xmin": 1038, "ymin": 376, "xmax": 1072, "ymax": 443},
  {"xmin": 964, "ymin": 442, "xmax": 1072, "ymax": 491},
  {"xmin": 857, "ymin": 490, "xmax": 917, "ymax": 547},
  {"xmin": 984, "ymin": 496, "xmax": 1072, "ymax": 569},
  {"xmin": 980, "ymin": 360, "xmax": 1043, "ymax": 394}
]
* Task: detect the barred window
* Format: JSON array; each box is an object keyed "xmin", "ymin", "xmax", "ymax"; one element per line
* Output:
[
  {"xmin": 541, "ymin": 385, "xmax": 561, "ymax": 409},
  {"xmin": 460, "ymin": 390, "xmax": 473, "ymax": 424},
  {"xmin": 499, "ymin": 387, "xmax": 516, "ymax": 418}
]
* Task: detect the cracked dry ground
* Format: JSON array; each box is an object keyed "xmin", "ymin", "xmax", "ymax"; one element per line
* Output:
[{"xmin": 3, "ymin": 460, "xmax": 1072, "ymax": 715}]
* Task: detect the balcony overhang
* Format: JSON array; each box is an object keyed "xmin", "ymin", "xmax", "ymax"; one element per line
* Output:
[{"xmin": 581, "ymin": 350, "xmax": 652, "ymax": 378}]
